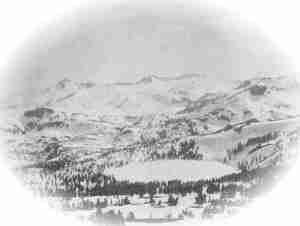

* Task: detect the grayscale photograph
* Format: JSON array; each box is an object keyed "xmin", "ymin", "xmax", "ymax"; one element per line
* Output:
[{"xmin": 0, "ymin": 2, "xmax": 299, "ymax": 226}]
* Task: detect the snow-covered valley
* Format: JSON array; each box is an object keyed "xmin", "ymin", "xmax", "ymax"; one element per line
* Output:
[{"xmin": 1, "ymin": 74, "xmax": 300, "ymax": 225}]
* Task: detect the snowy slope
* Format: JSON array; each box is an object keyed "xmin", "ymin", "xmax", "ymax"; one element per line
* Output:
[
  {"xmin": 1, "ymin": 74, "xmax": 300, "ymax": 182},
  {"xmin": 1, "ymin": 74, "xmax": 235, "ymax": 116}
]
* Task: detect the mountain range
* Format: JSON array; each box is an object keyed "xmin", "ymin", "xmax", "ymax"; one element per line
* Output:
[{"xmin": 1, "ymin": 74, "xmax": 300, "ymax": 183}]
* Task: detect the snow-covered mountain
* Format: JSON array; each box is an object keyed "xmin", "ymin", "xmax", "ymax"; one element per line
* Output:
[
  {"xmin": 4, "ymin": 74, "xmax": 300, "ymax": 120},
  {"xmin": 1, "ymin": 74, "xmax": 300, "ymax": 181},
  {"xmin": 5, "ymin": 73, "xmax": 236, "ymax": 116}
]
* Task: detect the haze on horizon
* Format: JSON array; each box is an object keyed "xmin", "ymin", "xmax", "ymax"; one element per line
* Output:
[{"xmin": 4, "ymin": 3, "xmax": 294, "ymax": 99}]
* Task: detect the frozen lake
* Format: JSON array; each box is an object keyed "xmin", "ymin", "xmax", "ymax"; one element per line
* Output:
[{"xmin": 104, "ymin": 160, "xmax": 239, "ymax": 182}]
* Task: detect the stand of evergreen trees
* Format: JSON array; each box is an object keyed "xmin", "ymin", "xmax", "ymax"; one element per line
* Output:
[{"xmin": 25, "ymin": 162, "xmax": 284, "ymax": 200}]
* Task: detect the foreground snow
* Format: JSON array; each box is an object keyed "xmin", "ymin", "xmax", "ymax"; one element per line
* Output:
[{"xmin": 104, "ymin": 160, "xmax": 239, "ymax": 182}]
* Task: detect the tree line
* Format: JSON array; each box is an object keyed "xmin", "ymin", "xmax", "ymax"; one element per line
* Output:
[{"xmin": 21, "ymin": 161, "xmax": 283, "ymax": 199}]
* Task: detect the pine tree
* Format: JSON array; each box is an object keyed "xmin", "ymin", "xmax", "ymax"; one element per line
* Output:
[{"xmin": 167, "ymin": 194, "xmax": 178, "ymax": 206}]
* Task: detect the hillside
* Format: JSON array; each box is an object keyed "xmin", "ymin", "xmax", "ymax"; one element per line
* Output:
[{"xmin": 0, "ymin": 74, "xmax": 300, "ymax": 195}]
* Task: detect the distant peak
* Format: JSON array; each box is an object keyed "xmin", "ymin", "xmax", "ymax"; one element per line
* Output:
[
  {"xmin": 135, "ymin": 75, "xmax": 159, "ymax": 84},
  {"xmin": 158, "ymin": 73, "xmax": 206, "ymax": 81},
  {"xmin": 110, "ymin": 73, "xmax": 206, "ymax": 86},
  {"xmin": 136, "ymin": 73, "xmax": 205, "ymax": 83}
]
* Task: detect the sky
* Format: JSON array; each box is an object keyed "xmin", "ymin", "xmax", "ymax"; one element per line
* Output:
[{"xmin": 5, "ymin": 3, "xmax": 294, "ymax": 97}]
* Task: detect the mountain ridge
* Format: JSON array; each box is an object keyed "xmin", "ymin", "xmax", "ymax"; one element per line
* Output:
[{"xmin": 2, "ymin": 74, "xmax": 300, "ymax": 178}]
